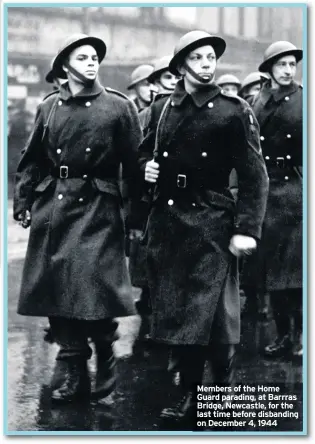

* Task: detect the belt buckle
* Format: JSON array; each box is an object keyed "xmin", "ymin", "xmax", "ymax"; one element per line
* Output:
[
  {"xmin": 276, "ymin": 157, "xmax": 285, "ymax": 168},
  {"xmin": 60, "ymin": 166, "xmax": 68, "ymax": 179},
  {"xmin": 177, "ymin": 174, "xmax": 187, "ymax": 188}
]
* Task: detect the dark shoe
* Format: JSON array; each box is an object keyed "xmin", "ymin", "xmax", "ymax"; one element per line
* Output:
[
  {"xmin": 51, "ymin": 360, "xmax": 90, "ymax": 403},
  {"xmin": 91, "ymin": 345, "xmax": 116, "ymax": 400},
  {"xmin": 264, "ymin": 335, "xmax": 292, "ymax": 358},
  {"xmin": 160, "ymin": 391, "xmax": 195, "ymax": 420}
]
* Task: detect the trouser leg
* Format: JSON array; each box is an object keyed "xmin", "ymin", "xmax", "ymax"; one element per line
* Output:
[
  {"xmin": 289, "ymin": 289, "xmax": 303, "ymax": 358},
  {"xmin": 88, "ymin": 319, "xmax": 119, "ymax": 403},
  {"xmin": 49, "ymin": 317, "xmax": 92, "ymax": 403},
  {"xmin": 264, "ymin": 291, "xmax": 293, "ymax": 356},
  {"xmin": 160, "ymin": 346, "xmax": 206, "ymax": 420}
]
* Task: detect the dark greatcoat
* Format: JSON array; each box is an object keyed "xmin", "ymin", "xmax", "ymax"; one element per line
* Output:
[
  {"xmin": 14, "ymin": 80, "xmax": 143, "ymax": 320},
  {"xmin": 138, "ymin": 80, "xmax": 269, "ymax": 346},
  {"xmin": 246, "ymin": 80, "xmax": 303, "ymax": 291}
]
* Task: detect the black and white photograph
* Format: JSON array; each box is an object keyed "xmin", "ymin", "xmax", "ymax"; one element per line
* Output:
[{"xmin": 3, "ymin": 3, "xmax": 306, "ymax": 435}]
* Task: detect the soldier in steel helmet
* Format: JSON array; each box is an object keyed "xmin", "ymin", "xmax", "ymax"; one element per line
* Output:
[
  {"xmin": 238, "ymin": 72, "xmax": 269, "ymax": 104},
  {"xmin": 216, "ymin": 73, "xmax": 241, "ymax": 96},
  {"xmin": 251, "ymin": 41, "xmax": 303, "ymax": 359},
  {"xmin": 127, "ymin": 65, "xmax": 157, "ymax": 118},
  {"xmin": 14, "ymin": 34, "xmax": 142, "ymax": 405},
  {"xmin": 137, "ymin": 30, "xmax": 269, "ymax": 423}
]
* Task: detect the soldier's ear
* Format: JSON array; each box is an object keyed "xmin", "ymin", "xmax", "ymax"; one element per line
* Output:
[
  {"xmin": 62, "ymin": 64, "xmax": 69, "ymax": 74},
  {"xmin": 177, "ymin": 64, "xmax": 186, "ymax": 76}
]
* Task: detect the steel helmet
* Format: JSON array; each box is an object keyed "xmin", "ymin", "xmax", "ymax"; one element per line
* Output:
[
  {"xmin": 169, "ymin": 30, "xmax": 226, "ymax": 76},
  {"xmin": 52, "ymin": 34, "xmax": 107, "ymax": 79},
  {"xmin": 45, "ymin": 57, "xmax": 57, "ymax": 83},
  {"xmin": 216, "ymin": 74, "xmax": 241, "ymax": 87},
  {"xmin": 148, "ymin": 55, "xmax": 173, "ymax": 82},
  {"xmin": 127, "ymin": 64, "xmax": 154, "ymax": 90},
  {"xmin": 239, "ymin": 72, "xmax": 269, "ymax": 94},
  {"xmin": 259, "ymin": 41, "xmax": 303, "ymax": 73}
]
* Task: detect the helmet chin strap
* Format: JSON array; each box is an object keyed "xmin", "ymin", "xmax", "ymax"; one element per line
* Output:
[
  {"xmin": 64, "ymin": 61, "xmax": 94, "ymax": 87},
  {"xmin": 183, "ymin": 62, "xmax": 213, "ymax": 84}
]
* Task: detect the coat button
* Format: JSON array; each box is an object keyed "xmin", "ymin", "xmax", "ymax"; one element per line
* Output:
[
  {"xmin": 171, "ymin": 101, "xmax": 175, "ymax": 106},
  {"xmin": 78, "ymin": 197, "xmax": 84, "ymax": 202},
  {"xmin": 285, "ymin": 96, "xmax": 289, "ymax": 101},
  {"xmin": 163, "ymin": 151, "xmax": 168, "ymax": 157},
  {"xmin": 57, "ymin": 149, "xmax": 61, "ymax": 154},
  {"xmin": 192, "ymin": 202, "xmax": 196, "ymax": 207},
  {"xmin": 286, "ymin": 155, "xmax": 291, "ymax": 160},
  {"xmin": 58, "ymin": 194, "xmax": 63, "ymax": 200},
  {"xmin": 201, "ymin": 152, "xmax": 208, "ymax": 158},
  {"xmin": 284, "ymin": 176, "xmax": 289, "ymax": 180},
  {"xmin": 265, "ymin": 156, "xmax": 270, "ymax": 160},
  {"xmin": 85, "ymin": 101, "xmax": 91, "ymax": 107},
  {"xmin": 208, "ymin": 102, "xmax": 214, "ymax": 108},
  {"xmin": 83, "ymin": 174, "xmax": 88, "ymax": 179},
  {"xmin": 287, "ymin": 134, "xmax": 291, "ymax": 138},
  {"xmin": 86, "ymin": 147, "xmax": 91, "ymax": 153},
  {"xmin": 58, "ymin": 100, "xmax": 62, "ymax": 106},
  {"xmin": 260, "ymin": 136, "xmax": 265, "ymax": 141},
  {"xmin": 168, "ymin": 199, "xmax": 174, "ymax": 206}
]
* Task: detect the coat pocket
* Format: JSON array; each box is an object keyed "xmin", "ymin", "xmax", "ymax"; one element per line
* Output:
[
  {"xmin": 92, "ymin": 178, "xmax": 123, "ymax": 206},
  {"xmin": 203, "ymin": 188, "xmax": 236, "ymax": 213}
]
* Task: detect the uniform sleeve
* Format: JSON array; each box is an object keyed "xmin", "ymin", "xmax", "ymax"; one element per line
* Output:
[
  {"xmin": 117, "ymin": 99, "xmax": 143, "ymax": 198},
  {"xmin": 13, "ymin": 105, "xmax": 45, "ymax": 221},
  {"xmin": 232, "ymin": 103, "xmax": 269, "ymax": 240}
]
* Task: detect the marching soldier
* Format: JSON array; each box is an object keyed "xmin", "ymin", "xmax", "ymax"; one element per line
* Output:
[
  {"xmin": 138, "ymin": 30, "xmax": 269, "ymax": 423},
  {"xmin": 127, "ymin": 64, "xmax": 157, "ymax": 126},
  {"xmin": 14, "ymin": 34, "xmax": 142, "ymax": 405},
  {"xmin": 238, "ymin": 72, "xmax": 269, "ymax": 104},
  {"xmin": 148, "ymin": 55, "xmax": 181, "ymax": 94},
  {"xmin": 252, "ymin": 41, "xmax": 303, "ymax": 359},
  {"xmin": 216, "ymin": 73, "xmax": 241, "ymax": 96}
]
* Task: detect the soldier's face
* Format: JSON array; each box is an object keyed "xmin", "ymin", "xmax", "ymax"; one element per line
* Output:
[
  {"xmin": 158, "ymin": 70, "xmax": 180, "ymax": 91},
  {"xmin": 221, "ymin": 84, "xmax": 239, "ymax": 96},
  {"xmin": 181, "ymin": 45, "xmax": 217, "ymax": 87},
  {"xmin": 247, "ymin": 83, "xmax": 261, "ymax": 96},
  {"xmin": 271, "ymin": 55, "xmax": 297, "ymax": 86},
  {"xmin": 66, "ymin": 45, "xmax": 100, "ymax": 82},
  {"xmin": 135, "ymin": 79, "xmax": 152, "ymax": 103}
]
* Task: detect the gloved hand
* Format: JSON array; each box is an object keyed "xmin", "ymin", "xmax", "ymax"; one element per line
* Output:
[
  {"xmin": 229, "ymin": 234, "xmax": 257, "ymax": 257},
  {"xmin": 17, "ymin": 210, "xmax": 31, "ymax": 229}
]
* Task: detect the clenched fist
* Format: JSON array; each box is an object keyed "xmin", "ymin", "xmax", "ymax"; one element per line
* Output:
[
  {"xmin": 145, "ymin": 159, "xmax": 160, "ymax": 183},
  {"xmin": 18, "ymin": 210, "xmax": 31, "ymax": 229},
  {"xmin": 229, "ymin": 234, "xmax": 257, "ymax": 257}
]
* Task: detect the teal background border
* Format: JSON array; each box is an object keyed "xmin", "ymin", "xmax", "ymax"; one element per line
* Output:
[{"xmin": 2, "ymin": 2, "xmax": 308, "ymax": 436}]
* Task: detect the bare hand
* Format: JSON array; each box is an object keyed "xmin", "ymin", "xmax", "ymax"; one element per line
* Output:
[
  {"xmin": 229, "ymin": 234, "xmax": 257, "ymax": 257},
  {"xmin": 145, "ymin": 159, "xmax": 159, "ymax": 183},
  {"xmin": 18, "ymin": 210, "xmax": 31, "ymax": 229},
  {"xmin": 128, "ymin": 229, "xmax": 143, "ymax": 240}
]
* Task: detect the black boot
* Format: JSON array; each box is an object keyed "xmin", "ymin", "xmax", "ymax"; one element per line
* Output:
[
  {"xmin": 160, "ymin": 390, "xmax": 196, "ymax": 420},
  {"xmin": 91, "ymin": 343, "xmax": 117, "ymax": 406},
  {"xmin": 210, "ymin": 345, "xmax": 236, "ymax": 409},
  {"xmin": 264, "ymin": 334, "xmax": 293, "ymax": 358},
  {"xmin": 51, "ymin": 359, "xmax": 90, "ymax": 403}
]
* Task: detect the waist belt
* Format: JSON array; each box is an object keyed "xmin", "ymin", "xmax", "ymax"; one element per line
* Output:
[
  {"xmin": 159, "ymin": 171, "xmax": 227, "ymax": 192},
  {"xmin": 50, "ymin": 166, "xmax": 118, "ymax": 180},
  {"xmin": 264, "ymin": 157, "xmax": 297, "ymax": 169}
]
